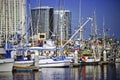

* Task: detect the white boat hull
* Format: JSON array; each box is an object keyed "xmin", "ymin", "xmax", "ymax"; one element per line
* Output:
[
  {"xmin": 86, "ymin": 58, "xmax": 100, "ymax": 62},
  {"xmin": 14, "ymin": 61, "xmax": 33, "ymax": 67},
  {"xmin": 39, "ymin": 59, "xmax": 70, "ymax": 68},
  {"xmin": 0, "ymin": 59, "xmax": 14, "ymax": 71}
]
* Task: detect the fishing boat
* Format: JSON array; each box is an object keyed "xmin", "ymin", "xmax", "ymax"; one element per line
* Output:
[
  {"xmin": 79, "ymin": 40, "xmax": 102, "ymax": 65},
  {"xmin": 39, "ymin": 55, "xmax": 70, "ymax": 68},
  {"xmin": 0, "ymin": 45, "xmax": 14, "ymax": 71},
  {"xmin": 80, "ymin": 55, "xmax": 100, "ymax": 65},
  {"xmin": 28, "ymin": 40, "xmax": 71, "ymax": 68}
]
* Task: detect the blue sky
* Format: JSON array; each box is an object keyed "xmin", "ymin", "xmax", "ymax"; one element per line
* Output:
[{"xmin": 29, "ymin": 0, "xmax": 120, "ymax": 39}]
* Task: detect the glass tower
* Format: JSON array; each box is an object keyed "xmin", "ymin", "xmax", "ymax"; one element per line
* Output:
[
  {"xmin": 31, "ymin": 6, "xmax": 54, "ymax": 39},
  {"xmin": 54, "ymin": 10, "xmax": 71, "ymax": 40}
]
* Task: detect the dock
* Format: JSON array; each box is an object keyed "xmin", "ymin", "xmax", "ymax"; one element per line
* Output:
[
  {"xmin": 71, "ymin": 63, "xmax": 80, "ymax": 67},
  {"xmin": 70, "ymin": 62, "xmax": 98, "ymax": 67},
  {"xmin": 72, "ymin": 61, "xmax": 116, "ymax": 66},
  {"xmin": 99, "ymin": 61, "xmax": 115, "ymax": 65},
  {"xmin": 13, "ymin": 66, "xmax": 39, "ymax": 72}
]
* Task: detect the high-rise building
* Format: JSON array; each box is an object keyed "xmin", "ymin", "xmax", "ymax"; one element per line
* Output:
[
  {"xmin": 31, "ymin": 6, "xmax": 54, "ymax": 39},
  {"xmin": 0, "ymin": 0, "xmax": 26, "ymax": 39},
  {"xmin": 54, "ymin": 10, "xmax": 71, "ymax": 40}
]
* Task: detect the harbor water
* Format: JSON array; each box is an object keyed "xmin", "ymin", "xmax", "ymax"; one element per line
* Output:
[{"xmin": 0, "ymin": 63, "xmax": 120, "ymax": 80}]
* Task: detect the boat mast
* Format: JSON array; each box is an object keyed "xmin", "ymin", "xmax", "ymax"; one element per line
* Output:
[
  {"xmin": 91, "ymin": 11, "xmax": 98, "ymax": 61},
  {"xmin": 20, "ymin": 0, "xmax": 26, "ymax": 47},
  {"xmin": 94, "ymin": 11, "xmax": 97, "ymax": 40},
  {"xmin": 91, "ymin": 11, "xmax": 97, "ymax": 41},
  {"xmin": 60, "ymin": 0, "xmax": 64, "ymax": 47},
  {"xmin": 79, "ymin": 0, "xmax": 82, "ymax": 41},
  {"xmin": 5, "ymin": 0, "xmax": 8, "ymax": 50},
  {"xmin": 28, "ymin": 0, "xmax": 34, "ymax": 46},
  {"xmin": 0, "ymin": 2, "xmax": 3, "ymax": 45},
  {"xmin": 103, "ymin": 17, "xmax": 106, "ymax": 49},
  {"xmin": 0, "ymin": 15, "xmax": 2, "ymax": 45},
  {"xmin": 30, "ymin": 7, "xmax": 34, "ymax": 46},
  {"xmin": 37, "ymin": 0, "xmax": 41, "ymax": 36},
  {"xmin": 25, "ymin": 0, "xmax": 29, "ymax": 45},
  {"xmin": 60, "ymin": 12, "xmax": 63, "ymax": 47}
]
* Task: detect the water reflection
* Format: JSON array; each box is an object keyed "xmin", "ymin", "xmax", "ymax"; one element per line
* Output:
[
  {"xmin": 0, "ymin": 72, "xmax": 13, "ymax": 80},
  {"xmin": 100, "ymin": 64, "xmax": 116, "ymax": 80},
  {"xmin": 40, "ymin": 68, "xmax": 71, "ymax": 80},
  {"xmin": 77, "ymin": 65, "xmax": 101, "ymax": 80},
  {"xmin": 13, "ymin": 71, "xmax": 39, "ymax": 80},
  {"xmin": 0, "ymin": 63, "xmax": 120, "ymax": 80},
  {"xmin": 39, "ymin": 64, "xmax": 118, "ymax": 80}
]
